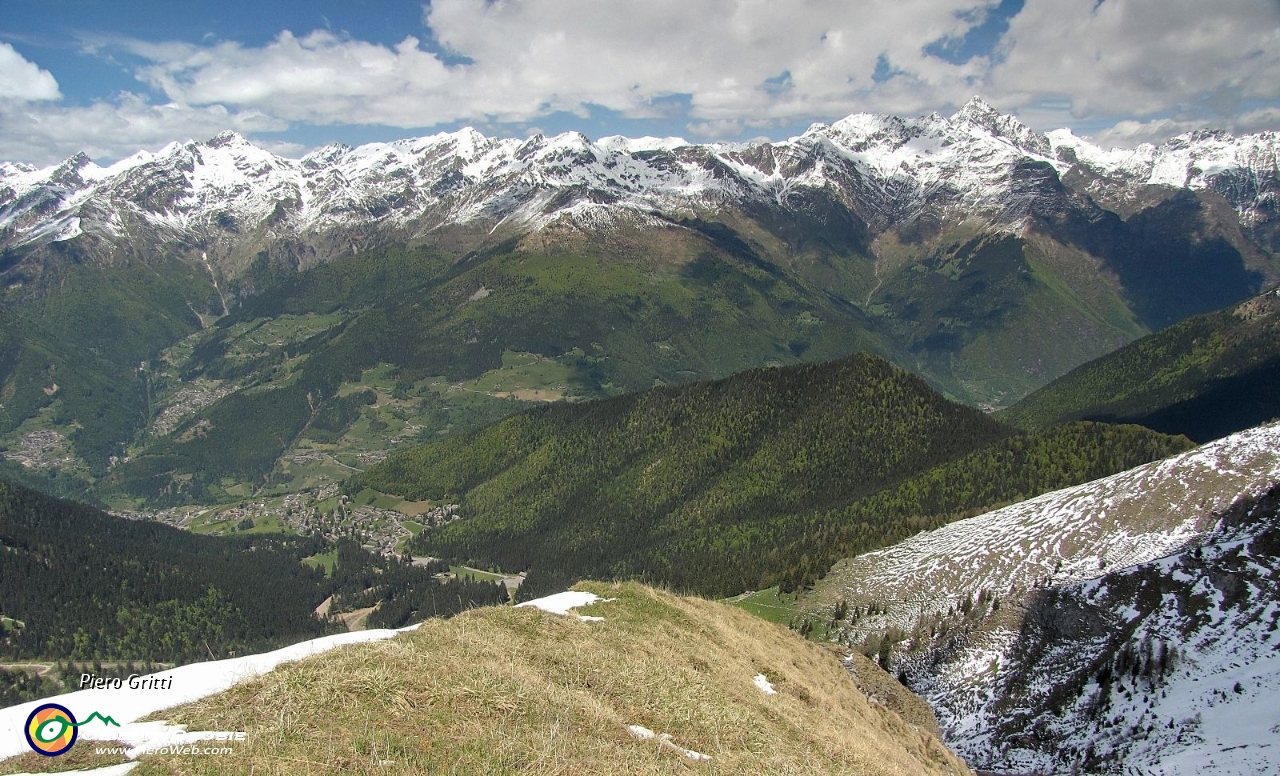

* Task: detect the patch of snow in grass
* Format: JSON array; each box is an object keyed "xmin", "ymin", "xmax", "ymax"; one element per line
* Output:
[
  {"xmin": 515, "ymin": 591, "xmax": 614, "ymax": 621},
  {"xmin": 627, "ymin": 724, "xmax": 712, "ymax": 762},
  {"xmin": 754, "ymin": 674, "xmax": 777, "ymax": 695}
]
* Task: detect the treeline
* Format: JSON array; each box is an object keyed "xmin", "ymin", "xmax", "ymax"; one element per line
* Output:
[
  {"xmin": 1001, "ymin": 286, "xmax": 1280, "ymax": 442},
  {"xmin": 764, "ymin": 421, "xmax": 1193, "ymax": 591},
  {"xmin": 0, "ymin": 478, "xmax": 335, "ymax": 662},
  {"xmin": 356, "ymin": 353, "xmax": 1189, "ymax": 597}
]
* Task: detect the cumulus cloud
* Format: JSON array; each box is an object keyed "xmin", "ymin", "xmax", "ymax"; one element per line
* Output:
[
  {"xmin": 1090, "ymin": 117, "xmax": 1214, "ymax": 148},
  {"xmin": 0, "ymin": 93, "xmax": 284, "ymax": 165},
  {"xmin": 116, "ymin": 0, "xmax": 999, "ymax": 129},
  {"xmin": 1233, "ymin": 106, "xmax": 1280, "ymax": 135},
  {"xmin": 424, "ymin": 0, "xmax": 995, "ymax": 121},
  {"xmin": 109, "ymin": 0, "xmax": 1278, "ymax": 146},
  {"xmin": 0, "ymin": 42, "xmax": 61, "ymax": 101},
  {"xmin": 129, "ymin": 31, "xmax": 457, "ymax": 125},
  {"xmin": 5, "ymin": 0, "xmax": 1280, "ymax": 164},
  {"xmin": 990, "ymin": 0, "xmax": 1280, "ymax": 121},
  {"xmin": 1087, "ymin": 105, "xmax": 1280, "ymax": 150}
]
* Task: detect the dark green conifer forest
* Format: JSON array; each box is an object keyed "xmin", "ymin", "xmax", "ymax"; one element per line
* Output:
[
  {"xmin": 0, "ymin": 478, "xmax": 332, "ymax": 662},
  {"xmin": 0, "ymin": 479, "xmax": 513, "ymax": 680},
  {"xmin": 1001, "ymin": 287, "xmax": 1280, "ymax": 442},
  {"xmin": 356, "ymin": 354, "xmax": 1191, "ymax": 596}
]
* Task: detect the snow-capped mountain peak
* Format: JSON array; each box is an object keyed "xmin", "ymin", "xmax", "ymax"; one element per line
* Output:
[
  {"xmin": 950, "ymin": 96, "xmax": 1051, "ymax": 155},
  {"xmin": 1, "ymin": 101, "xmax": 1276, "ymax": 273}
]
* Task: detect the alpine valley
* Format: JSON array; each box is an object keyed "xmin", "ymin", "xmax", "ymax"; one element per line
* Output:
[
  {"xmin": 2, "ymin": 98, "xmax": 1280, "ymax": 776},
  {"xmin": 1, "ymin": 98, "xmax": 1277, "ymax": 503}
]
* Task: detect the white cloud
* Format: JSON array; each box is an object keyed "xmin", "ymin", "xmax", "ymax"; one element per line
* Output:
[
  {"xmin": 424, "ymin": 0, "xmax": 996, "ymax": 121},
  {"xmin": 115, "ymin": 0, "xmax": 999, "ymax": 129},
  {"xmin": 1089, "ymin": 117, "xmax": 1213, "ymax": 148},
  {"xmin": 1234, "ymin": 106, "xmax": 1280, "ymax": 135},
  {"xmin": 130, "ymin": 31, "xmax": 457, "ymax": 125},
  {"xmin": 0, "ymin": 93, "xmax": 285, "ymax": 165},
  {"xmin": 0, "ymin": 42, "xmax": 61, "ymax": 101},
  {"xmin": 990, "ymin": 0, "xmax": 1280, "ymax": 120},
  {"xmin": 6, "ymin": 0, "xmax": 1280, "ymax": 164},
  {"xmin": 685, "ymin": 116, "xmax": 793, "ymax": 139},
  {"xmin": 1085, "ymin": 106, "xmax": 1280, "ymax": 150},
  {"xmin": 252, "ymin": 138, "xmax": 309, "ymax": 157}
]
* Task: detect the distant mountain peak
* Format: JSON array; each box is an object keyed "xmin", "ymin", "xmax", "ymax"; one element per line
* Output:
[
  {"xmin": 950, "ymin": 96, "xmax": 1049, "ymax": 154},
  {"xmin": 952, "ymin": 95, "xmax": 999, "ymax": 123},
  {"xmin": 205, "ymin": 130, "xmax": 251, "ymax": 148}
]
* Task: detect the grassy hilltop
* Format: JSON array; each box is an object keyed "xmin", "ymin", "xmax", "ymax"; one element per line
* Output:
[{"xmin": 8, "ymin": 582, "xmax": 971, "ymax": 776}]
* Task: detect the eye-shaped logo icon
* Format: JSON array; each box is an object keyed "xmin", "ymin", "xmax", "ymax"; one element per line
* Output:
[
  {"xmin": 25, "ymin": 703, "xmax": 78, "ymax": 757},
  {"xmin": 23, "ymin": 704, "xmax": 120, "ymax": 756}
]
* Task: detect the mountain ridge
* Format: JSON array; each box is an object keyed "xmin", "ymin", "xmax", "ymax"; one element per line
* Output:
[
  {"xmin": 806, "ymin": 420, "xmax": 1280, "ymax": 774},
  {"xmin": 3, "ymin": 97, "xmax": 1277, "ymax": 271},
  {"xmin": 357, "ymin": 352, "xmax": 1191, "ymax": 596}
]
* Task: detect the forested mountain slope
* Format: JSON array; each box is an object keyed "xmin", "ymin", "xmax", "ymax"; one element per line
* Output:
[
  {"xmin": 0, "ymin": 477, "xmax": 506, "ymax": 679},
  {"xmin": 357, "ymin": 354, "xmax": 1191, "ymax": 595},
  {"xmin": 0, "ymin": 478, "xmax": 331, "ymax": 663},
  {"xmin": 1002, "ymin": 287, "xmax": 1280, "ymax": 442}
]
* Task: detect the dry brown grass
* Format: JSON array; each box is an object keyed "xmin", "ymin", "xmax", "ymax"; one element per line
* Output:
[{"xmin": 120, "ymin": 582, "xmax": 970, "ymax": 775}]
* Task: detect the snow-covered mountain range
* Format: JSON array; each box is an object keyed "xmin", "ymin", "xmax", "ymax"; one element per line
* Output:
[
  {"xmin": 816, "ymin": 421, "xmax": 1280, "ymax": 774},
  {"xmin": 1, "ymin": 98, "xmax": 1277, "ymax": 274}
]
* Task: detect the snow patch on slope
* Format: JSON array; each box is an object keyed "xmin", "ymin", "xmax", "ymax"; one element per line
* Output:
[
  {"xmin": 753, "ymin": 673, "xmax": 777, "ymax": 695},
  {"xmin": 829, "ymin": 421, "xmax": 1280, "ymax": 635},
  {"xmin": 515, "ymin": 591, "xmax": 613, "ymax": 621},
  {"xmin": 627, "ymin": 724, "xmax": 713, "ymax": 762}
]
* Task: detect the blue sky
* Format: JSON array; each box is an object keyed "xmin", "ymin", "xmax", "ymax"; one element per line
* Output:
[{"xmin": 2, "ymin": 0, "xmax": 1278, "ymax": 165}]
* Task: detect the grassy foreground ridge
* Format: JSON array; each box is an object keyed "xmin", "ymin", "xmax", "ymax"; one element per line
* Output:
[{"xmin": 91, "ymin": 582, "xmax": 971, "ymax": 776}]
